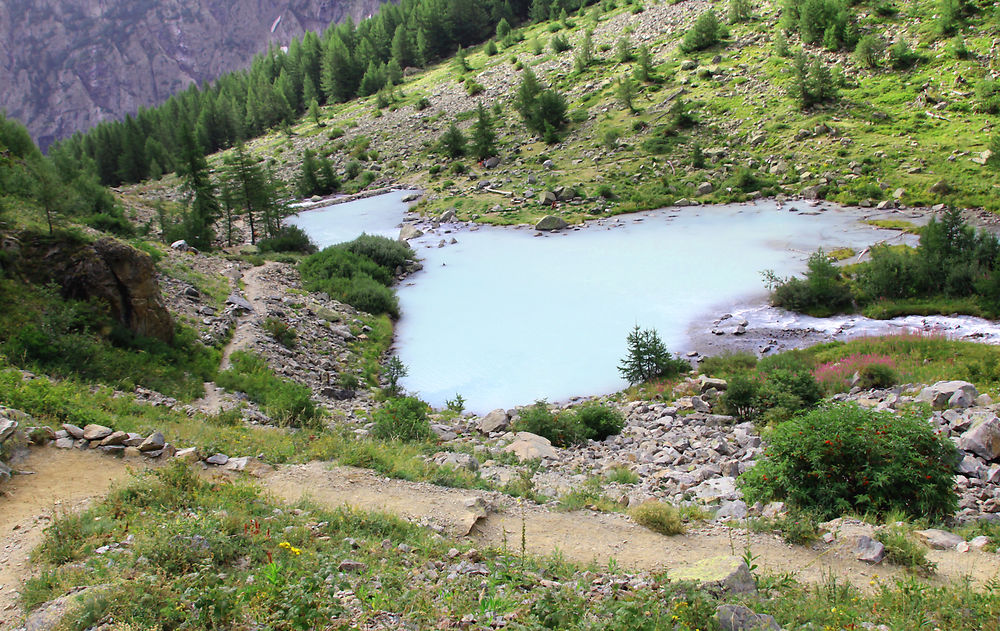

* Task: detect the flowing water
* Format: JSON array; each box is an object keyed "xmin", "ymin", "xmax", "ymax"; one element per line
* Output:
[{"xmin": 291, "ymin": 193, "xmax": 997, "ymax": 413}]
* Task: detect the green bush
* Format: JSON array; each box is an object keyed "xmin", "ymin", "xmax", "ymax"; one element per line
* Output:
[
  {"xmin": 630, "ymin": 501, "xmax": 685, "ymax": 535},
  {"xmin": 342, "ymin": 234, "xmax": 414, "ymax": 271},
  {"xmin": 513, "ymin": 401, "xmax": 589, "ymax": 447},
  {"xmin": 257, "ymin": 226, "xmax": 317, "ymax": 254},
  {"xmin": 262, "ymin": 317, "xmax": 297, "ymax": 348},
  {"xmin": 371, "ymin": 397, "xmax": 433, "ymax": 441},
  {"xmin": 567, "ymin": 404, "xmax": 625, "ymax": 441},
  {"xmin": 856, "ymin": 362, "xmax": 898, "ymax": 389},
  {"xmin": 342, "ymin": 275, "xmax": 400, "ymax": 318},
  {"xmin": 768, "ymin": 249, "xmax": 853, "ymax": 316},
  {"xmin": 739, "ymin": 403, "xmax": 960, "ymax": 520},
  {"xmin": 853, "ymin": 35, "xmax": 884, "ymax": 68},
  {"xmin": 680, "ymin": 10, "xmax": 723, "ymax": 53},
  {"xmin": 299, "ymin": 235, "xmax": 411, "ymax": 317},
  {"xmin": 84, "ymin": 212, "xmax": 135, "ymax": 236}
]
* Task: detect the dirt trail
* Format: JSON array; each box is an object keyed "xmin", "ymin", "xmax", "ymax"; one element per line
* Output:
[
  {"xmin": 3, "ymin": 451, "xmax": 997, "ymax": 630},
  {"xmin": 0, "ymin": 451, "xmax": 136, "ymax": 629},
  {"xmin": 192, "ymin": 262, "xmax": 277, "ymax": 413},
  {"xmin": 265, "ymin": 462, "xmax": 1000, "ymax": 590}
]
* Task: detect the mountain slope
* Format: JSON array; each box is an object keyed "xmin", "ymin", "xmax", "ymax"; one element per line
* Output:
[{"xmin": 0, "ymin": 0, "xmax": 389, "ymax": 149}]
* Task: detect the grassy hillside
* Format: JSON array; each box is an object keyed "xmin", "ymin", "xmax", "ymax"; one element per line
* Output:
[{"xmin": 127, "ymin": 0, "xmax": 1000, "ymax": 228}]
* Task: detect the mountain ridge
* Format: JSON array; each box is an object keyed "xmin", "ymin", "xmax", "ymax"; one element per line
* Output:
[{"xmin": 0, "ymin": 0, "xmax": 390, "ymax": 149}]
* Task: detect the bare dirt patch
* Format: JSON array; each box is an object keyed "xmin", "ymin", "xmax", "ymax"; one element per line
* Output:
[{"xmin": 0, "ymin": 450, "xmax": 135, "ymax": 629}]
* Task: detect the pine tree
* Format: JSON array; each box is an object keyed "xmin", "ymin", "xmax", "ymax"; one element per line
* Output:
[
  {"xmin": 471, "ymin": 102, "xmax": 498, "ymax": 160},
  {"xmin": 309, "ymin": 99, "xmax": 322, "ymax": 126},
  {"xmin": 390, "ymin": 24, "xmax": 413, "ymax": 68},
  {"xmin": 617, "ymin": 325, "xmax": 682, "ymax": 385},
  {"xmin": 440, "ymin": 123, "xmax": 467, "ymax": 158},
  {"xmin": 616, "ymin": 76, "xmax": 637, "ymax": 113},
  {"xmin": 635, "ymin": 44, "xmax": 654, "ymax": 82},
  {"xmin": 176, "ymin": 125, "xmax": 220, "ymax": 250}
]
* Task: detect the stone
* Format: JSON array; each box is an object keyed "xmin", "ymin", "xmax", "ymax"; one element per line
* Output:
[
  {"xmin": 0, "ymin": 417, "xmax": 17, "ymax": 443},
  {"xmin": 892, "ymin": 187, "xmax": 906, "ymax": 199},
  {"xmin": 27, "ymin": 426, "xmax": 56, "ymax": 444},
  {"xmin": 122, "ymin": 433, "xmax": 145, "ymax": 447},
  {"xmin": 802, "ymin": 185, "xmax": 822, "ymax": 200},
  {"xmin": 226, "ymin": 292, "xmax": 253, "ymax": 312},
  {"xmin": 715, "ymin": 500, "xmax": 748, "ymax": 521},
  {"xmin": 138, "ymin": 431, "xmax": 165, "ymax": 452},
  {"xmin": 916, "ymin": 381, "xmax": 979, "ymax": 410},
  {"xmin": 969, "ymin": 535, "xmax": 991, "ymax": 550},
  {"xmin": 439, "ymin": 209, "xmax": 456, "ymax": 222},
  {"xmin": 478, "ymin": 409, "xmax": 510, "ymax": 434},
  {"xmin": 60, "ymin": 238, "xmax": 175, "ymax": 342},
  {"xmin": 699, "ymin": 376, "xmax": 727, "ymax": 392},
  {"xmin": 338, "ymin": 560, "xmax": 367, "ymax": 573},
  {"xmin": 690, "ymin": 395, "xmax": 711, "ymax": 413},
  {"xmin": 224, "ymin": 456, "xmax": 274, "ymax": 477},
  {"xmin": 535, "ymin": 215, "xmax": 568, "ymax": 231},
  {"xmin": 929, "ymin": 180, "xmax": 951, "ymax": 195},
  {"xmin": 914, "ymin": 529, "xmax": 965, "ymax": 550},
  {"xmin": 54, "ymin": 437, "xmax": 75, "ymax": 449},
  {"xmin": 959, "ymin": 417, "xmax": 1000, "ymax": 461},
  {"xmin": 398, "ymin": 224, "xmax": 423, "ymax": 241},
  {"xmin": 483, "ymin": 156, "xmax": 501, "ymax": 169},
  {"xmin": 855, "ymin": 535, "xmax": 886, "ymax": 563},
  {"xmin": 762, "ymin": 502, "xmax": 786, "ymax": 518},
  {"xmin": 668, "ymin": 556, "xmax": 756, "ymax": 596},
  {"xmin": 174, "ymin": 447, "xmax": 201, "ymax": 463},
  {"xmin": 503, "ymin": 432, "xmax": 557, "ymax": 461},
  {"xmin": 98, "ymin": 431, "xmax": 128, "ymax": 447},
  {"xmin": 692, "ymin": 476, "xmax": 738, "ymax": 502},
  {"xmin": 170, "ymin": 239, "xmax": 189, "ymax": 250},
  {"xmin": 696, "ymin": 181, "xmax": 714, "ymax": 196},
  {"xmin": 206, "ymin": 453, "xmax": 230, "ymax": 466},
  {"xmin": 401, "ymin": 192, "xmax": 420, "ymax": 203},
  {"xmin": 62, "ymin": 423, "xmax": 85, "ymax": 439},
  {"xmin": 680, "ymin": 59, "xmax": 698, "ymax": 70},
  {"xmin": 716, "ymin": 604, "xmax": 781, "ymax": 631},
  {"xmin": 972, "ymin": 149, "xmax": 993, "ymax": 165},
  {"xmin": 82, "ymin": 424, "xmax": 113, "ymax": 441},
  {"xmin": 432, "ymin": 451, "xmax": 479, "ymax": 471},
  {"xmin": 24, "ymin": 585, "xmax": 109, "ymax": 631}
]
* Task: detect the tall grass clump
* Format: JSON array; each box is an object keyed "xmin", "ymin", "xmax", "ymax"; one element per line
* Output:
[{"xmin": 216, "ymin": 351, "xmax": 322, "ymax": 429}]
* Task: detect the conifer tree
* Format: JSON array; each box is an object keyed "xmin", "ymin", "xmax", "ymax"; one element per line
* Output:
[
  {"xmin": 175, "ymin": 125, "xmax": 220, "ymax": 250},
  {"xmin": 440, "ymin": 123, "xmax": 467, "ymax": 159},
  {"xmin": 471, "ymin": 102, "xmax": 498, "ymax": 160}
]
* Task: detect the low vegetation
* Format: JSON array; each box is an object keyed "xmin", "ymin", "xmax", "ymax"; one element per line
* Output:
[
  {"xmin": 215, "ymin": 351, "xmax": 322, "ymax": 429},
  {"xmin": 512, "ymin": 401, "xmax": 624, "ymax": 447}
]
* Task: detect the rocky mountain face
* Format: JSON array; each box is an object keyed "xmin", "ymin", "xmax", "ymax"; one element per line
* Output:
[{"xmin": 0, "ymin": 0, "xmax": 388, "ymax": 150}]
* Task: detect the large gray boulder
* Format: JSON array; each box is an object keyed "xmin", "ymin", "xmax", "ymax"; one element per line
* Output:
[
  {"xmin": 855, "ymin": 535, "xmax": 886, "ymax": 564},
  {"xmin": 82, "ymin": 424, "xmax": 113, "ymax": 441},
  {"xmin": 398, "ymin": 224, "xmax": 423, "ymax": 242},
  {"xmin": 535, "ymin": 215, "xmax": 568, "ymax": 231},
  {"xmin": 914, "ymin": 529, "xmax": 965, "ymax": 550},
  {"xmin": 916, "ymin": 381, "xmax": 978, "ymax": 410},
  {"xmin": 669, "ymin": 556, "xmax": 756, "ymax": 596},
  {"xmin": 0, "ymin": 417, "xmax": 17, "ymax": 444},
  {"xmin": 959, "ymin": 417, "xmax": 1000, "ymax": 461},
  {"xmin": 503, "ymin": 432, "xmax": 556, "ymax": 461},
  {"xmin": 478, "ymin": 409, "xmax": 510, "ymax": 434},
  {"xmin": 716, "ymin": 604, "xmax": 781, "ymax": 631}
]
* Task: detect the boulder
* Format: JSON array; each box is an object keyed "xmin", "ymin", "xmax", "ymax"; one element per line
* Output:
[
  {"xmin": 0, "ymin": 460, "xmax": 11, "ymax": 481},
  {"xmin": 668, "ymin": 556, "xmax": 756, "ymax": 596},
  {"xmin": 338, "ymin": 560, "xmax": 367, "ymax": 573},
  {"xmin": 433, "ymin": 451, "xmax": 479, "ymax": 471},
  {"xmin": 914, "ymin": 529, "xmax": 965, "ymax": 550},
  {"xmin": 538, "ymin": 191, "xmax": 557, "ymax": 205},
  {"xmin": 398, "ymin": 224, "xmax": 423, "ymax": 241},
  {"xmin": 802, "ymin": 185, "xmax": 823, "ymax": 200},
  {"xmin": 715, "ymin": 500, "xmax": 748, "ymax": 521},
  {"xmin": 226, "ymin": 292, "xmax": 254, "ymax": 312},
  {"xmin": 174, "ymin": 447, "xmax": 201, "ymax": 463},
  {"xmin": 959, "ymin": 417, "xmax": 1000, "ymax": 461},
  {"xmin": 483, "ymin": 156, "xmax": 501, "ymax": 169},
  {"xmin": 698, "ymin": 376, "xmax": 728, "ymax": 392},
  {"xmin": 98, "ymin": 431, "xmax": 128, "ymax": 447},
  {"xmin": 696, "ymin": 181, "xmax": 714, "ymax": 196},
  {"xmin": 430, "ymin": 424, "xmax": 458, "ymax": 441},
  {"xmin": 139, "ymin": 431, "xmax": 165, "ymax": 452},
  {"xmin": 62, "ymin": 423, "xmax": 85, "ymax": 439},
  {"xmin": 478, "ymin": 409, "xmax": 510, "ymax": 434},
  {"xmin": 916, "ymin": 381, "xmax": 978, "ymax": 410},
  {"xmin": 855, "ymin": 535, "xmax": 886, "ymax": 563},
  {"xmin": 401, "ymin": 192, "xmax": 421, "ymax": 203},
  {"xmin": 82, "ymin": 424, "xmax": 113, "ymax": 441},
  {"xmin": 54, "ymin": 437, "xmax": 75, "ymax": 449},
  {"xmin": 535, "ymin": 215, "xmax": 568, "ymax": 231},
  {"xmin": 716, "ymin": 604, "xmax": 781, "ymax": 631},
  {"xmin": 503, "ymin": 432, "xmax": 556, "ymax": 461},
  {"xmin": 440, "ymin": 209, "xmax": 457, "ymax": 222},
  {"xmin": 60, "ymin": 238, "xmax": 174, "ymax": 342},
  {"xmin": 0, "ymin": 417, "xmax": 17, "ymax": 443}
]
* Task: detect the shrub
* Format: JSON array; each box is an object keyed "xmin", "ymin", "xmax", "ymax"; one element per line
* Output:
[
  {"xmin": 568, "ymin": 404, "xmax": 625, "ymax": 440},
  {"xmin": 680, "ymin": 10, "xmax": 723, "ymax": 53},
  {"xmin": 812, "ymin": 353, "xmax": 897, "ymax": 392},
  {"xmin": 630, "ymin": 501, "xmax": 685, "ymax": 535},
  {"xmin": 256, "ymin": 225, "xmax": 317, "ymax": 254},
  {"xmin": 617, "ymin": 325, "xmax": 689, "ymax": 385},
  {"xmin": 550, "ymin": 34, "xmax": 571, "ymax": 53},
  {"xmin": 888, "ymin": 38, "xmax": 919, "ymax": 70},
  {"xmin": 976, "ymin": 79, "xmax": 1000, "ymax": 115},
  {"xmin": 371, "ymin": 397, "xmax": 433, "ymax": 441},
  {"xmin": 262, "ymin": 317, "xmax": 297, "ymax": 348},
  {"xmin": 857, "ymin": 362, "xmax": 898, "ymax": 389},
  {"xmin": 340, "ymin": 234, "xmax": 414, "ymax": 271},
  {"xmin": 853, "ymin": 35, "xmax": 884, "ymax": 68},
  {"xmin": 767, "ymin": 248, "xmax": 853, "ymax": 316},
  {"xmin": 342, "ymin": 275, "xmax": 399, "ymax": 318},
  {"xmin": 513, "ymin": 401, "xmax": 589, "ymax": 447},
  {"xmin": 728, "ymin": 0, "xmax": 752, "ymax": 23},
  {"xmin": 738, "ymin": 403, "xmax": 960, "ymax": 520},
  {"xmin": 699, "ymin": 351, "xmax": 757, "ymax": 376},
  {"xmin": 789, "ymin": 52, "xmax": 839, "ymax": 109},
  {"xmin": 84, "ymin": 212, "xmax": 135, "ymax": 236},
  {"xmin": 876, "ymin": 524, "xmax": 936, "ymax": 574}
]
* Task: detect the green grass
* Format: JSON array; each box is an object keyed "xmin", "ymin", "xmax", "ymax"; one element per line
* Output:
[
  {"xmin": 876, "ymin": 524, "xmax": 937, "ymax": 576},
  {"xmin": 216, "ymin": 351, "xmax": 322, "ymax": 429},
  {"xmin": 629, "ymin": 500, "xmax": 687, "ymax": 536}
]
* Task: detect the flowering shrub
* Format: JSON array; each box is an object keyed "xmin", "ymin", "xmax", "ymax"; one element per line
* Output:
[
  {"xmin": 812, "ymin": 353, "xmax": 898, "ymax": 392},
  {"xmin": 739, "ymin": 403, "xmax": 959, "ymax": 520}
]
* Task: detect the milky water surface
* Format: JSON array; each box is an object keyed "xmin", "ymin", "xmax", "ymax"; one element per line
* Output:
[{"xmin": 292, "ymin": 193, "xmax": 929, "ymax": 413}]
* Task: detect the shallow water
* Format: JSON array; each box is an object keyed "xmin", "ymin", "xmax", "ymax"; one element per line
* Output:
[
  {"xmin": 291, "ymin": 193, "xmax": 937, "ymax": 413},
  {"xmin": 286, "ymin": 190, "xmax": 419, "ymax": 245}
]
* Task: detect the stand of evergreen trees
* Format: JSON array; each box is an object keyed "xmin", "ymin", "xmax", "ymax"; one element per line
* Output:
[{"xmin": 52, "ymin": 0, "xmax": 601, "ymax": 188}]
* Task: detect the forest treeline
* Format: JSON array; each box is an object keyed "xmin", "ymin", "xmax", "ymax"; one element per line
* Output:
[{"xmin": 50, "ymin": 0, "xmax": 596, "ymax": 188}]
